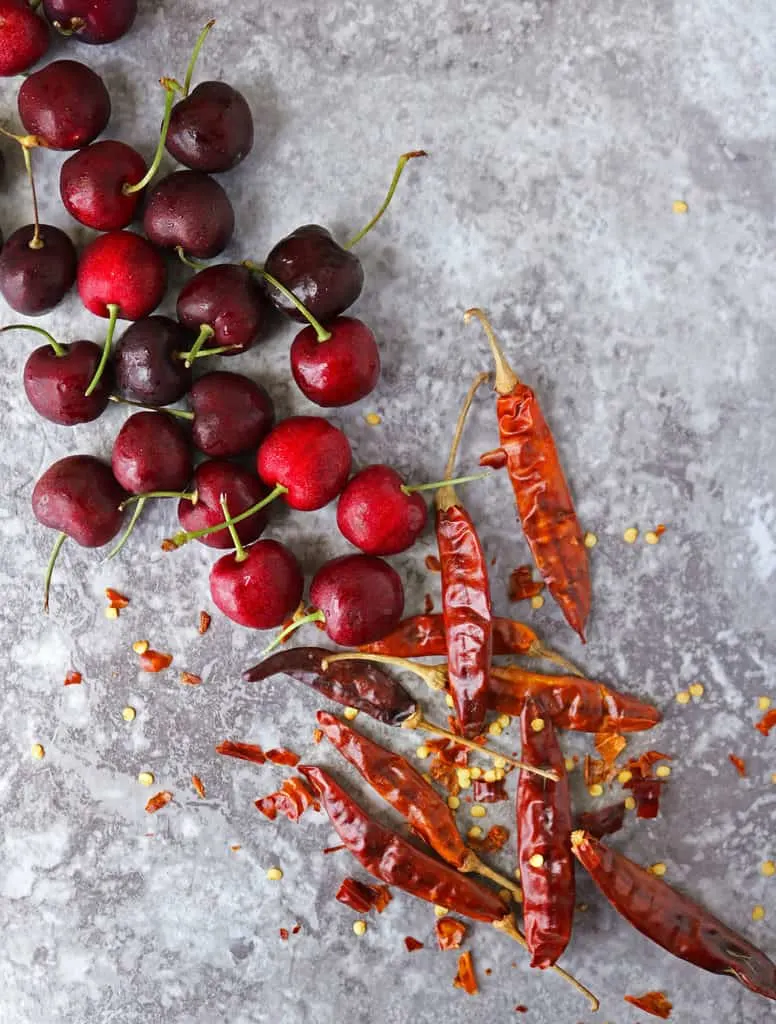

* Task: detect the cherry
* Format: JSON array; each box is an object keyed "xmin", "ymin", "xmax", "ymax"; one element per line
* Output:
[
  {"xmin": 143, "ymin": 170, "xmax": 235, "ymax": 259},
  {"xmin": 18, "ymin": 60, "xmax": 110, "ymax": 150},
  {"xmin": 0, "ymin": 0, "xmax": 49, "ymax": 77},
  {"xmin": 166, "ymin": 82, "xmax": 253, "ymax": 173},
  {"xmin": 336, "ymin": 465, "xmax": 489, "ymax": 556},
  {"xmin": 291, "ymin": 317, "xmax": 380, "ymax": 407},
  {"xmin": 176, "ymin": 264, "xmax": 269, "ymax": 362},
  {"xmin": 189, "ymin": 371, "xmax": 274, "ymax": 457},
  {"xmin": 1, "ymin": 324, "xmax": 111, "ymax": 425},
  {"xmin": 261, "ymin": 151, "xmax": 426, "ymax": 324},
  {"xmin": 257, "ymin": 416, "xmax": 352, "ymax": 511},
  {"xmin": 0, "ymin": 223, "xmax": 76, "ymax": 315},
  {"xmin": 172, "ymin": 460, "xmax": 270, "ymax": 550},
  {"xmin": 42, "ymin": 0, "xmax": 137, "ymax": 44},
  {"xmin": 113, "ymin": 316, "xmax": 193, "ymax": 407},
  {"xmin": 209, "ymin": 496, "xmax": 303, "ymax": 630},
  {"xmin": 32, "ymin": 455, "xmax": 125, "ymax": 611}
]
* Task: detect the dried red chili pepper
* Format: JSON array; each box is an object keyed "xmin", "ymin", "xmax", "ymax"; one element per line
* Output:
[
  {"xmin": 139, "ymin": 649, "xmax": 173, "ymax": 673},
  {"xmin": 472, "ymin": 778, "xmax": 507, "ymax": 803},
  {"xmin": 145, "ymin": 790, "xmax": 172, "ymax": 813},
  {"xmin": 453, "ymin": 950, "xmax": 478, "ymax": 995},
  {"xmin": 266, "ymin": 748, "xmax": 300, "ymax": 767},
  {"xmin": 508, "ymin": 565, "xmax": 545, "ymax": 603},
  {"xmin": 301, "ymin": 764, "xmax": 598, "ymax": 1010},
  {"xmin": 436, "ymin": 917, "xmax": 467, "ymax": 950},
  {"xmin": 489, "ymin": 664, "xmax": 661, "ymax": 734},
  {"xmin": 466, "ymin": 308, "xmax": 591, "ymax": 641},
  {"xmin": 729, "ymin": 754, "xmax": 747, "ymax": 777},
  {"xmin": 216, "ymin": 740, "xmax": 266, "ymax": 765},
  {"xmin": 577, "ymin": 801, "xmax": 626, "ymax": 840},
  {"xmin": 64, "ymin": 670, "xmax": 82, "ymax": 686},
  {"xmin": 435, "ymin": 373, "xmax": 493, "ymax": 738},
  {"xmin": 335, "ymin": 877, "xmax": 392, "ymax": 914},
  {"xmin": 517, "ymin": 698, "xmax": 575, "ymax": 968},
  {"xmin": 255, "ymin": 777, "xmax": 318, "ymax": 822},
  {"xmin": 572, "ymin": 830, "xmax": 776, "ymax": 1002},
  {"xmin": 405, "ymin": 936, "xmax": 424, "ymax": 952},
  {"xmin": 191, "ymin": 774, "xmax": 206, "ymax": 798},
  {"xmin": 755, "ymin": 708, "xmax": 776, "ymax": 736},
  {"xmin": 624, "ymin": 991, "xmax": 673, "ymax": 1019}
]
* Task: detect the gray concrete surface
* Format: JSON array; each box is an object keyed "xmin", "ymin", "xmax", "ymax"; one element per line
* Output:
[{"xmin": 1, "ymin": 1, "xmax": 775, "ymax": 1021}]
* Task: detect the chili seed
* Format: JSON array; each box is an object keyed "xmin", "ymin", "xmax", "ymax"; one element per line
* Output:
[
  {"xmin": 447, "ymin": 796, "xmax": 460, "ymax": 810},
  {"xmin": 673, "ymin": 199, "xmax": 689, "ymax": 214},
  {"xmin": 122, "ymin": 706, "xmax": 136, "ymax": 722},
  {"xmin": 588, "ymin": 784, "xmax": 604, "ymax": 797},
  {"xmin": 689, "ymin": 682, "xmax": 705, "ymax": 698},
  {"xmin": 421, "ymin": 772, "xmax": 433, "ymax": 783},
  {"xmin": 758, "ymin": 696, "xmax": 772, "ymax": 711},
  {"xmin": 468, "ymin": 826, "xmax": 483, "ymax": 840},
  {"xmin": 513, "ymin": 888, "xmax": 523, "ymax": 903},
  {"xmin": 105, "ymin": 607, "xmax": 119, "ymax": 620},
  {"xmin": 434, "ymin": 905, "xmax": 448, "ymax": 917},
  {"xmin": 138, "ymin": 771, "xmax": 154, "ymax": 786},
  {"xmin": 470, "ymin": 805, "xmax": 486, "ymax": 818},
  {"xmin": 416, "ymin": 745, "xmax": 430, "ymax": 759},
  {"xmin": 445, "ymin": 694, "xmax": 455, "ymax": 708},
  {"xmin": 483, "ymin": 769, "xmax": 497, "ymax": 783},
  {"xmin": 266, "ymin": 867, "xmax": 283, "ymax": 881},
  {"xmin": 624, "ymin": 796, "xmax": 637, "ymax": 811},
  {"xmin": 530, "ymin": 595, "xmax": 544, "ymax": 609},
  {"xmin": 456, "ymin": 769, "xmax": 471, "ymax": 788},
  {"xmin": 623, "ymin": 527, "xmax": 638, "ymax": 544},
  {"xmin": 675, "ymin": 690, "xmax": 691, "ymax": 705},
  {"xmin": 649, "ymin": 862, "xmax": 667, "ymax": 877},
  {"xmin": 771, "ymin": 773, "xmax": 776, "ymax": 785},
  {"xmin": 752, "ymin": 905, "xmax": 765, "ymax": 921},
  {"xmin": 364, "ymin": 413, "xmax": 381, "ymax": 426},
  {"xmin": 493, "ymin": 756, "xmax": 507, "ymax": 770},
  {"xmin": 31, "ymin": 743, "xmax": 45, "ymax": 760},
  {"xmin": 617, "ymin": 769, "xmax": 633, "ymax": 784},
  {"xmin": 583, "ymin": 531, "xmax": 598, "ymax": 548},
  {"xmin": 133, "ymin": 640, "xmax": 149, "ymax": 654},
  {"xmin": 497, "ymin": 714, "xmax": 511, "ymax": 728},
  {"xmin": 528, "ymin": 853, "xmax": 544, "ymax": 868},
  {"xmin": 656, "ymin": 765, "xmax": 672, "ymax": 778},
  {"xmin": 353, "ymin": 920, "xmax": 367, "ymax": 936},
  {"xmin": 343, "ymin": 707, "xmax": 359, "ymax": 721},
  {"xmin": 564, "ymin": 757, "xmax": 576, "ymax": 772},
  {"xmin": 469, "ymin": 767, "xmax": 482, "ymax": 780},
  {"xmin": 530, "ymin": 717, "xmax": 545, "ymax": 733},
  {"xmin": 761, "ymin": 861, "xmax": 775, "ymax": 877},
  {"xmin": 644, "ymin": 531, "xmax": 659, "ymax": 545},
  {"xmin": 488, "ymin": 722, "xmax": 503, "ymax": 736},
  {"xmin": 493, "ymin": 768, "xmax": 505, "ymax": 781}
]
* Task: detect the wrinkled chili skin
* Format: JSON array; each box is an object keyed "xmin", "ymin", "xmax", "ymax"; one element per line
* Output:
[
  {"xmin": 243, "ymin": 647, "xmax": 417, "ymax": 725},
  {"xmin": 316, "ymin": 711, "xmax": 468, "ymax": 868},
  {"xmin": 573, "ymin": 832, "xmax": 776, "ymax": 1002},
  {"xmin": 436, "ymin": 505, "xmax": 493, "ymax": 738},
  {"xmin": 488, "ymin": 387, "xmax": 590, "ymax": 642},
  {"xmin": 517, "ymin": 697, "xmax": 575, "ymax": 968},
  {"xmin": 360, "ymin": 613, "xmax": 541, "ymax": 659},
  {"xmin": 300, "ymin": 765, "xmax": 507, "ymax": 923},
  {"xmin": 489, "ymin": 664, "xmax": 660, "ymax": 734}
]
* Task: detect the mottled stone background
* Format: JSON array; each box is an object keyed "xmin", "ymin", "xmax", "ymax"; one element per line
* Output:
[{"xmin": 1, "ymin": 1, "xmax": 775, "ymax": 1021}]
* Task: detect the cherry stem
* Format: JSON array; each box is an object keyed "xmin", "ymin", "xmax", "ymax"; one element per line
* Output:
[
  {"xmin": 163, "ymin": 483, "xmax": 287, "ymax": 548},
  {"xmin": 51, "ymin": 16, "xmax": 85, "ymax": 35},
  {"xmin": 244, "ymin": 262, "xmax": 332, "ymax": 341},
  {"xmin": 176, "ymin": 246, "xmax": 210, "ymax": 271},
  {"xmin": 402, "ymin": 471, "xmax": 490, "ymax": 494},
  {"xmin": 123, "ymin": 79, "xmax": 181, "ymax": 195},
  {"xmin": 436, "ymin": 372, "xmax": 489, "ymax": 511},
  {"xmin": 0, "ymin": 324, "xmax": 65, "ymax": 357},
  {"xmin": 120, "ymin": 490, "xmax": 197, "ymax": 511},
  {"xmin": 181, "ymin": 324, "xmax": 215, "ymax": 367},
  {"xmin": 322, "ymin": 652, "xmax": 447, "ymax": 691},
  {"xmin": 177, "ymin": 345, "xmax": 232, "ymax": 361},
  {"xmin": 343, "ymin": 150, "xmax": 428, "ymax": 249},
  {"xmin": 108, "ymin": 396, "xmax": 194, "ymax": 420},
  {"xmin": 219, "ymin": 493, "xmax": 247, "ymax": 562},
  {"xmin": 106, "ymin": 498, "xmax": 145, "ymax": 560},
  {"xmin": 463, "ymin": 307, "xmax": 519, "ymax": 396},
  {"xmin": 43, "ymin": 532, "xmax": 66, "ymax": 613},
  {"xmin": 85, "ymin": 304, "xmax": 119, "ymax": 397},
  {"xmin": 183, "ymin": 20, "xmax": 216, "ymax": 96},
  {"xmin": 21, "ymin": 145, "xmax": 42, "ymax": 249},
  {"xmin": 259, "ymin": 610, "xmax": 326, "ymax": 657}
]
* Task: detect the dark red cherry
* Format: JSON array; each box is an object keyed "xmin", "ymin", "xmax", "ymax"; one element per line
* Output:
[
  {"xmin": 22, "ymin": 334, "xmax": 112, "ymax": 425},
  {"xmin": 0, "ymin": 224, "xmax": 76, "ymax": 315},
  {"xmin": 290, "ymin": 316, "xmax": 380, "ymax": 407},
  {"xmin": 176, "ymin": 264, "xmax": 268, "ymax": 357},
  {"xmin": 336, "ymin": 465, "xmax": 427, "ymax": 556},
  {"xmin": 143, "ymin": 170, "xmax": 234, "ymax": 258},
  {"xmin": 18, "ymin": 60, "xmax": 110, "ymax": 150},
  {"xmin": 166, "ymin": 81, "xmax": 253, "ymax": 173},
  {"xmin": 263, "ymin": 225, "xmax": 364, "ymax": 324},
  {"xmin": 210, "ymin": 539, "xmax": 303, "ymax": 630},
  {"xmin": 42, "ymin": 0, "xmax": 137, "ymax": 44},
  {"xmin": 257, "ymin": 416, "xmax": 352, "ymax": 511},
  {"xmin": 60, "ymin": 140, "xmax": 146, "ymax": 230},
  {"xmin": 112, "ymin": 412, "xmax": 192, "ymax": 495},
  {"xmin": 78, "ymin": 231, "xmax": 166, "ymax": 320},
  {"xmin": 189, "ymin": 371, "xmax": 274, "ymax": 457},
  {"xmin": 309, "ymin": 554, "xmax": 405, "ymax": 646},
  {"xmin": 177, "ymin": 461, "xmax": 270, "ymax": 550},
  {"xmin": 0, "ymin": 0, "xmax": 49, "ymax": 77},
  {"xmin": 113, "ymin": 316, "xmax": 193, "ymax": 406}
]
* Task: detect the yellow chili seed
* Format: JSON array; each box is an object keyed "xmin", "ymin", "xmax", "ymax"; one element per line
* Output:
[
  {"xmin": 456, "ymin": 769, "xmax": 471, "ymax": 788},
  {"xmin": 644, "ymin": 531, "xmax": 659, "ymax": 545},
  {"xmin": 31, "ymin": 743, "xmax": 45, "ymax": 760},
  {"xmin": 468, "ymin": 826, "xmax": 483, "ymax": 840},
  {"xmin": 588, "ymin": 784, "xmax": 603, "ymax": 797},
  {"xmin": 121, "ymin": 706, "xmax": 136, "ymax": 722},
  {"xmin": 469, "ymin": 766, "xmax": 483, "ymax": 780},
  {"xmin": 649, "ymin": 862, "xmax": 667, "ymax": 877},
  {"xmin": 689, "ymin": 682, "xmax": 704, "ymax": 698},
  {"xmin": 617, "ymin": 769, "xmax": 633, "ymax": 784},
  {"xmin": 447, "ymin": 795, "xmax": 460, "ymax": 810},
  {"xmin": 564, "ymin": 757, "xmax": 576, "ymax": 772},
  {"xmin": 364, "ymin": 413, "xmax": 381, "ymax": 426},
  {"xmin": 530, "ymin": 717, "xmax": 545, "ymax": 733},
  {"xmin": 673, "ymin": 199, "xmax": 689, "ymax": 214},
  {"xmin": 416, "ymin": 745, "xmax": 430, "ymax": 759},
  {"xmin": 343, "ymin": 707, "xmax": 359, "ymax": 721},
  {"xmin": 488, "ymin": 722, "xmax": 503, "ymax": 736},
  {"xmin": 656, "ymin": 765, "xmax": 671, "ymax": 778},
  {"xmin": 132, "ymin": 640, "xmax": 149, "ymax": 655},
  {"xmin": 493, "ymin": 768, "xmax": 505, "ymax": 781},
  {"xmin": 758, "ymin": 696, "xmax": 772, "ymax": 711},
  {"xmin": 530, "ymin": 595, "xmax": 544, "ymax": 610},
  {"xmin": 434, "ymin": 905, "xmax": 448, "ymax": 918},
  {"xmin": 137, "ymin": 771, "xmax": 154, "ymax": 786},
  {"xmin": 499, "ymin": 888, "xmax": 513, "ymax": 903},
  {"xmin": 752, "ymin": 905, "xmax": 765, "ymax": 922},
  {"xmin": 623, "ymin": 527, "xmax": 639, "ymax": 544},
  {"xmin": 624, "ymin": 796, "xmax": 637, "ymax": 811},
  {"xmin": 675, "ymin": 690, "xmax": 691, "ymax": 705},
  {"xmin": 483, "ymin": 769, "xmax": 497, "ymax": 783},
  {"xmin": 497, "ymin": 714, "xmax": 511, "ymax": 729},
  {"xmin": 105, "ymin": 606, "xmax": 119, "ymax": 620},
  {"xmin": 528, "ymin": 853, "xmax": 544, "ymax": 868},
  {"xmin": 761, "ymin": 861, "xmax": 775, "ymax": 877},
  {"xmin": 771, "ymin": 773, "xmax": 776, "ymax": 785},
  {"xmin": 470, "ymin": 805, "xmax": 486, "ymax": 818},
  {"xmin": 583, "ymin": 531, "xmax": 598, "ymax": 548},
  {"xmin": 266, "ymin": 867, "xmax": 283, "ymax": 881},
  {"xmin": 421, "ymin": 772, "xmax": 432, "ymax": 783},
  {"xmin": 493, "ymin": 756, "xmax": 507, "ymax": 770},
  {"xmin": 445, "ymin": 693, "xmax": 455, "ymax": 708},
  {"xmin": 353, "ymin": 920, "xmax": 367, "ymax": 936}
]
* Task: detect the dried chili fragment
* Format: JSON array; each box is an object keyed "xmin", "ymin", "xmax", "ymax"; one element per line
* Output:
[
  {"xmin": 139, "ymin": 650, "xmax": 173, "ymax": 673},
  {"xmin": 728, "ymin": 754, "xmax": 747, "ymax": 777},
  {"xmin": 405, "ymin": 936, "xmax": 424, "ymax": 952},
  {"xmin": 426, "ymin": 737, "xmax": 469, "ymax": 767},
  {"xmin": 755, "ymin": 708, "xmax": 776, "ymax": 737},
  {"xmin": 624, "ymin": 990, "xmax": 673, "ymax": 1018},
  {"xmin": 255, "ymin": 777, "xmax": 318, "ymax": 822},
  {"xmin": 198, "ymin": 610, "xmax": 211, "ymax": 635},
  {"xmin": 436, "ymin": 916, "xmax": 468, "ymax": 951},
  {"xmin": 425, "ymin": 554, "xmax": 441, "ymax": 572},
  {"xmin": 279, "ymin": 928, "xmax": 289, "ymax": 941},
  {"xmin": 64, "ymin": 670, "xmax": 82, "ymax": 686},
  {"xmin": 312, "ymin": 728, "xmax": 323, "ymax": 744},
  {"xmin": 216, "ymin": 740, "xmax": 266, "ymax": 764},
  {"xmin": 292, "ymin": 924, "xmax": 301, "ymax": 934},
  {"xmin": 266, "ymin": 748, "xmax": 300, "ymax": 767},
  {"xmin": 145, "ymin": 790, "xmax": 172, "ymax": 813},
  {"xmin": 577, "ymin": 801, "xmax": 626, "ymax": 840},
  {"xmin": 472, "ymin": 778, "xmax": 507, "ymax": 803},
  {"xmin": 469, "ymin": 825, "xmax": 510, "ymax": 854},
  {"xmin": 180, "ymin": 671, "xmax": 201, "ymax": 686},
  {"xmin": 191, "ymin": 774, "xmax": 206, "ymax": 798},
  {"xmin": 336, "ymin": 877, "xmax": 392, "ymax": 914},
  {"xmin": 105, "ymin": 587, "xmax": 129, "ymax": 609},
  {"xmin": 624, "ymin": 777, "xmax": 664, "ymax": 819},
  {"xmin": 453, "ymin": 950, "xmax": 478, "ymax": 995},
  {"xmin": 508, "ymin": 565, "xmax": 545, "ymax": 603},
  {"xmin": 323, "ymin": 844, "xmax": 345, "ymax": 855},
  {"xmin": 423, "ymin": 593, "xmax": 434, "ymax": 614}
]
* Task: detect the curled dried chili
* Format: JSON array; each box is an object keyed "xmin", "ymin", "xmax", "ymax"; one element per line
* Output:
[
  {"xmin": 216, "ymin": 740, "xmax": 266, "ymax": 765},
  {"xmin": 266, "ymin": 748, "xmax": 300, "ymax": 767},
  {"xmin": 336, "ymin": 877, "xmax": 392, "ymax": 914},
  {"xmin": 436, "ymin": 916, "xmax": 467, "ymax": 950},
  {"xmin": 624, "ymin": 991, "xmax": 673, "ymax": 1019},
  {"xmin": 255, "ymin": 777, "xmax": 318, "ymax": 822},
  {"xmin": 466, "ymin": 308, "xmax": 591, "ymax": 641},
  {"xmin": 453, "ymin": 950, "xmax": 478, "ymax": 995}
]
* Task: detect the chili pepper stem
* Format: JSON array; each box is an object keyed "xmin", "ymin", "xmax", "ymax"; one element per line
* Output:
[
  {"xmin": 123, "ymin": 79, "xmax": 181, "ymax": 195},
  {"xmin": 182, "ymin": 324, "xmax": 216, "ymax": 367},
  {"xmin": 105, "ymin": 497, "xmax": 146, "ymax": 560},
  {"xmin": 244, "ymin": 262, "xmax": 332, "ymax": 341},
  {"xmin": 322, "ymin": 652, "xmax": 447, "ymax": 691},
  {"xmin": 219, "ymin": 494, "xmax": 247, "ymax": 562},
  {"xmin": 259, "ymin": 610, "xmax": 326, "ymax": 657},
  {"xmin": 0, "ymin": 324, "xmax": 65, "ymax": 356},
  {"xmin": 343, "ymin": 150, "xmax": 428, "ymax": 250},
  {"xmin": 436, "ymin": 372, "xmax": 490, "ymax": 512},
  {"xmin": 530, "ymin": 643, "xmax": 584, "ymax": 678},
  {"xmin": 84, "ymin": 304, "xmax": 119, "ymax": 397},
  {"xmin": 163, "ymin": 483, "xmax": 287, "ymax": 549},
  {"xmin": 461, "ymin": 850, "xmax": 522, "ymax": 900},
  {"xmin": 176, "ymin": 246, "xmax": 210, "ymax": 271},
  {"xmin": 108, "ymin": 396, "xmax": 195, "ymax": 420},
  {"xmin": 119, "ymin": 490, "xmax": 197, "ymax": 511},
  {"xmin": 182, "ymin": 20, "xmax": 216, "ymax": 97},
  {"xmin": 43, "ymin": 532, "xmax": 67, "ymax": 613},
  {"xmin": 493, "ymin": 916, "xmax": 600, "ymax": 1011},
  {"xmin": 464, "ymin": 308, "xmax": 519, "ymax": 395},
  {"xmin": 401, "ymin": 471, "xmax": 490, "ymax": 495}
]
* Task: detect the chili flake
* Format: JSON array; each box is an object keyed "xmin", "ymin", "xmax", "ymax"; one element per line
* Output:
[
  {"xmin": 471, "ymin": 778, "xmax": 507, "ymax": 803},
  {"xmin": 423, "ymin": 593, "xmax": 434, "ymax": 614},
  {"xmin": 727, "ymin": 754, "xmax": 746, "ymax": 777},
  {"xmin": 139, "ymin": 650, "xmax": 173, "ymax": 673},
  {"xmin": 624, "ymin": 990, "xmax": 673, "ymax": 1019},
  {"xmin": 105, "ymin": 587, "xmax": 129, "ymax": 609},
  {"xmin": 180, "ymin": 671, "xmax": 202, "ymax": 686},
  {"xmin": 425, "ymin": 554, "xmax": 441, "ymax": 573},
  {"xmin": 755, "ymin": 708, "xmax": 776, "ymax": 737},
  {"xmin": 265, "ymin": 748, "xmax": 300, "ymax": 767},
  {"xmin": 508, "ymin": 564, "xmax": 545, "ymax": 603},
  {"xmin": 312, "ymin": 728, "xmax": 323, "ymax": 744},
  {"xmin": 255, "ymin": 777, "xmax": 319, "ymax": 822},
  {"xmin": 405, "ymin": 936, "xmax": 424, "ymax": 952},
  {"xmin": 198, "ymin": 610, "xmax": 211, "ymax": 635},
  {"xmin": 191, "ymin": 775, "xmax": 206, "ymax": 798},
  {"xmin": 216, "ymin": 740, "xmax": 266, "ymax": 764},
  {"xmin": 323, "ymin": 844, "xmax": 345, "ymax": 855},
  {"xmin": 145, "ymin": 790, "xmax": 172, "ymax": 813},
  {"xmin": 336, "ymin": 877, "xmax": 392, "ymax": 915},
  {"xmin": 453, "ymin": 950, "xmax": 478, "ymax": 995},
  {"xmin": 577, "ymin": 800, "xmax": 626, "ymax": 840},
  {"xmin": 468, "ymin": 825, "xmax": 510, "ymax": 854},
  {"xmin": 279, "ymin": 928, "xmax": 289, "ymax": 941},
  {"xmin": 436, "ymin": 916, "xmax": 467, "ymax": 950},
  {"xmin": 64, "ymin": 670, "xmax": 82, "ymax": 686}
]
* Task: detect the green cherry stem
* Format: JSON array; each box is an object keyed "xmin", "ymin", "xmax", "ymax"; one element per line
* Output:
[
  {"xmin": 343, "ymin": 150, "xmax": 428, "ymax": 250},
  {"xmin": 178, "ymin": 345, "xmax": 233, "ymax": 361},
  {"xmin": 180, "ymin": 324, "xmax": 216, "ymax": 367},
  {"xmin": 176, "ymin": 246, "xmax": 210, "ymax": 271},
  {"xmin": 0, "ymin": 129, "xmax": 43, "ymax": 248},
  {"xmin": 0, "ymin": 324, "xmax": 65, "ymax": 356},
  {"xmin": 105, "ymin": 498, "xmax": 146, "ymax": 560},
  {"xmin": 120, "ymin": 490, "xmax": 197, "ymax": 511},
  {"xmin": 183, "ymin": 20, "xmax": 216, "ymax": 96},
  {"xmin": 259, "ymin": 610, "xmax": 326, "ymax": 657},
  {"xmin": 123, "ymin": 78, "xmax": 181, "ymax": 196},
  {"xmin": 85, "ymin": 304, "xmax": 119, "ymax": 397},
  {"xmin": 163, "ymin": 483, "xmax": 288, "ymax": 549},
  {"xmin": 244, "ymin": 262, "xmax": 332, "ymax": 341},
  {"xmin": 108, "ymin": 396, "xmax": 194, "ymax": 420},
  {"xmin": 43, "ymin": 532, "xmax": 67, "ymax": 613},
  {"xmin": 219, "ymin": 494, "xmax": 247, "ymax": 561},
  {"xmin": 402, "ymin": 471, "xmax": 491, "ymax": 495}
]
